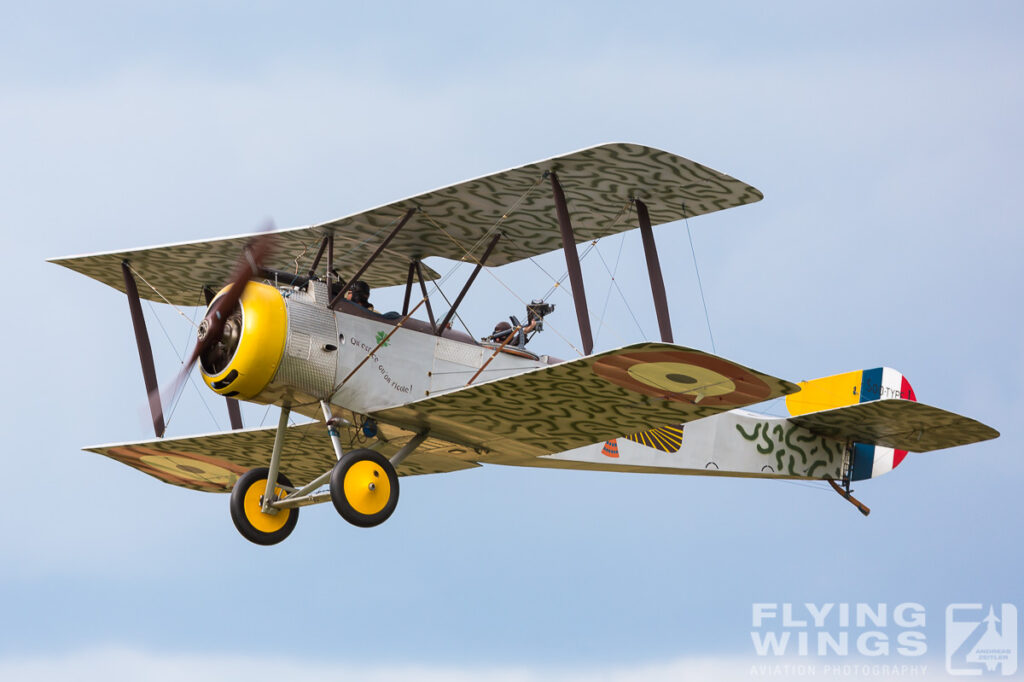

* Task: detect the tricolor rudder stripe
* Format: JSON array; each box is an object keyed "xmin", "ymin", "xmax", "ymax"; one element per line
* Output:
[
  {"xmin": 858, "ymin": 367, "xmax": 916, "ymax": 404},
  {"xmin": 786, "ymin": 367, "xmax": 915, "ymax": 416},
  {"xmin": 851, "ymin": 442, "xmax": 907, "ymax": 481},
  {"xmin": 786, "ymin": 367, "xmax": 917, "ymax": 481}
]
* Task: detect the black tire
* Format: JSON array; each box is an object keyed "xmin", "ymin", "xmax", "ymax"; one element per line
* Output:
[
  {"xmin": 230, "ymin": 467, "xmax": 299, "ymax": 545},
  {"xmin": 330, "ymin": 449, "xmax": 400, "ymax": 528}
]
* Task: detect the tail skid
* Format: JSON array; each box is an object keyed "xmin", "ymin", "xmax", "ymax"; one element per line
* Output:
[{"xmin": 825, "ymin": 476, "xmax": 871, "ymax": 517}]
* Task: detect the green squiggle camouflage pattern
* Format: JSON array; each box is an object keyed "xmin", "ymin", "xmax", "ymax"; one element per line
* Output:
[
  {"xmin": 789, "ymin": 399, "xmax": 999, "ymax": 452},
  {"xmin": 734, "ymin": 420, "xmax": 842, "ymax": 478},
  {"xmin": 48, "ymin": 143, "xmax": 761, "ymax": 305},
  {"xmin": 373, "ymin": 342, "xmax": 796, "ymax": 460}
]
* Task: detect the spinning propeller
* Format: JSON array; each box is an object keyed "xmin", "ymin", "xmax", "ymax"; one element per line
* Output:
[{"xmin": 147, "ymin": 228, "xmax": 273, "ymax": 436}]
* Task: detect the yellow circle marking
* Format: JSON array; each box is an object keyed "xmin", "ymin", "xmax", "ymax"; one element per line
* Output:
[
  {"xmin": 343, "ymin": 460, "xmax": 390, "ymax": 516},
  {"xmin": 242, "ymin": 479, "xmax": 290, "ymax": 533},
  {"xmin": 626, "ymin": 362, "xmax": 736, "ymax": 397}
]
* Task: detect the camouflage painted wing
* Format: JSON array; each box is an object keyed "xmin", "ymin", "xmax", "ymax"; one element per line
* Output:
[
  {"xmin": 371, "ymin": 342, "xmax": 799, "ymax": 462},
  {"xmin": 789, "ymin": 399, "xmax": 999, "ymax": 453},
  {"xmin": 85, "ymin": 421, "xmax": 479, "ymax": 493}
]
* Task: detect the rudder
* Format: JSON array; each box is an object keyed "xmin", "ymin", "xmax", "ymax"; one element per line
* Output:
[{"xmin": 787, "ymin": 367, "xmax": 917, "ymax": 481}]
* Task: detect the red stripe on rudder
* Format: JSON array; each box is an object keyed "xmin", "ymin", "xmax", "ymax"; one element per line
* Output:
[
  {"xmin": 901, "ymin": 376, "xmax": 917, "ymax": 402},
  {"xmin": 893, "ymin": 375, "xmax": 914, "ymax": 469}
]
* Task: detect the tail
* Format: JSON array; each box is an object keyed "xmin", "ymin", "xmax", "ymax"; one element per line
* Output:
[{"xmin": 786, "ymin": 368, "xmax": 917, "ymax": 481}]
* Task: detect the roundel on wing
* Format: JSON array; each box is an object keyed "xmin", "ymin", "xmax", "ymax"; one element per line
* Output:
[{"xmin": 592, "ymin": 350, "xmax": 772, "ymax": 407}]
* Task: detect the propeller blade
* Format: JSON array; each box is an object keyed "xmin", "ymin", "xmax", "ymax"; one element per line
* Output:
[{"xmin": 149, "ymin": 226, "xmax": 274, "ymax": 425}]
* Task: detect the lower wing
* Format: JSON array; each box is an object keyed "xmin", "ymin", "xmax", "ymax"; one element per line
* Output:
[
  {"xmin": 372, "ymin": 342, "xmax": 799, "ymax": 461},
  {"xmin": 85, "ymin": 421, "xmax": 479, "ymax": 492}
]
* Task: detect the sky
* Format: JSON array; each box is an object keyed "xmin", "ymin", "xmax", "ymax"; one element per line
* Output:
[{"xmin": 2, "ymin": 1, "xmax": 1022, "ymax": 679}]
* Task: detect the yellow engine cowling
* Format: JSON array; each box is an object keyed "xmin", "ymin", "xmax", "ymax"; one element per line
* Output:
[{"xmin": 200, "ymin": 282, "xmax": 288, "ymax": 401}]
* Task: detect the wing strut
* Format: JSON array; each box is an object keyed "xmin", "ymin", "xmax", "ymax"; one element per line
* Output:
[
  {"xmin": 306, "ymin": 235, "xmax": 329, "ymax": 279},
  {"xmin": 121, "ymin": 261, "xmax": 166, "ymax": 438},
  {"xmin": 401, "ymin": 260, "xmax": 416, "ymax": 315},
  {"xmin": 550, "ymin": 172, "xmax": 594, "ymax": 355},
  {"xmin": 414, "ymin": 260, "xmax": 437, "ymax": 329},
  {"xmin": 328, "ymin": 207, "xmax": 417, "ymax": 309},
  {"xmin": 437, "ymin": 232, "xmax": 502, "ymax": 334},
  {"xmin": 226, "ymin": 397, "xmax": 244, "ymax": 430},
  {"xmin": 635, "ymin": 199, "xmax": 673, "ymax": 343},
  {"xmin": 327, "ymin": 234, "xmax": 336, "ymax": 287}
]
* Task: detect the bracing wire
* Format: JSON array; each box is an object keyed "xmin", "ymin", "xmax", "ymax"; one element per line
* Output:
[
  {"xmin": 417, "ymin": 178, "xmax": 587, "ymax": 356},
  {"xmin": 776, "ymin": 479, "xmax": 834, "ymax": 493},
  {"xmin": 487, "ymin": 195, "xmax": 633, "ymax": 356},
  {"xmin": 180, "ymin": 288, "xmax": 203, "ymax": 368},
  {"xmin": 332, "ymin": 212, "xmax": 406, "ymax": 281},
  {"xmin": 144, "ymin": 299, "xmax": 223, "ymax": 432},
  {"xmin": 685, "ymin": 216, "xmax": 717, "ymax": 354},
  {"xmin": 590, "ymin": 239, "xmax": 647, "ymax": 339},
  {"xmin": 428, "ymin": 278, "xmax": 473, "ymax": 338},
  {"xmin": 259, "ymin": 403, "xmax": 273, "ymax": 428},
  {"xmin": 420, "ymin": 177, "xmax": 635, "ymax": 358},
  {"xmin": 537, "ymin": 239, "xmax": 599, "ymax": 302},
  {"xmin": 594, "ymin": 232, "xmax": 629, "ymax": 346},
  {"xmin": 127, "ymin": 263, "xmax": 200, "ymax": 329},
  {"xmin": 535, "ymin": 199, "xmax": 632, "ymax": 304}
]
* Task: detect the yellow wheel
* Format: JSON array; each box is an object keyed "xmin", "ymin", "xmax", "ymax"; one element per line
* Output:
[
  {"xmin": 330, "ymin": 449, "xmax": 399, "ymax": 527},
  {"xmin": 230, "ymin": 467, "xmax": 298, "ymax": 545}
]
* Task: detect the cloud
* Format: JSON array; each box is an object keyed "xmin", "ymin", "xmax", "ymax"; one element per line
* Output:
[{"xmin": 0, "ymin": 649, "xmax": 951, "ymax": 682}]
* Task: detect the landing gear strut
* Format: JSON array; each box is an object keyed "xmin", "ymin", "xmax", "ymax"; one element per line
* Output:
[{"xmin": 228, "ymin": 401, "xmax": 425, "ymax": 544}]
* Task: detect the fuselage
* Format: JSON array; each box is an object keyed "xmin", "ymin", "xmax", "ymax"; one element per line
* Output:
[
  {"xmin": 196, "ymin": 280, "xmax": 865, "ymax": 484},
  {"xmin": 200, "ymin": 280, "xmax": 551, "ymax": 420}
]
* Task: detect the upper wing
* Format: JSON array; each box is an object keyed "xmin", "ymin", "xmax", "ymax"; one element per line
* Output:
[
  {"xmin": 48, "ymin": 143, "xmax": 761, "ymax": 304},
  {"xmin": 789, "ymin": 399, "xmax": 999, "ymax": 452},
  {"xmin": 47, "ymin": 226, "xmax": 443, "ymax": 306},
  {"xmin": 372, "ymin": 342, "xmax": 798, "ymax": 462},
  {"xmin": 86, "ymin": 420, "xmax": 479, "ymax": 493}
]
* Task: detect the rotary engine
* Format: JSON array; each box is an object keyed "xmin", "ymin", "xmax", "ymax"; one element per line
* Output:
[{"xmin": 200, "ymin": 281, "xmax": 339, "ymax": 403}]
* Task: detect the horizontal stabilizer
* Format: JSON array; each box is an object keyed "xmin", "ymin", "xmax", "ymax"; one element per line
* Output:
[
  {"xmin": 85, "ymin": 421, "xmax": 479, "ymax": 493},
  {"xmin": 789, "ymin": 399, "xmax": 998, "ymax": 453},
  {"xmin": 373, "ymin": 342, "xmax": 799, "ymax": 460}
]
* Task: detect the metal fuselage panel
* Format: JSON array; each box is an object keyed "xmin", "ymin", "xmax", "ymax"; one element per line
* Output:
[
  {"xmin": 259, "ymin": 282, "xmax": 546, "ymax": 415},
  {"xmin": 331, "ymin": 311, "xmax": 547, "ymax": 414},
  {"xmin": 274, "ymin": 290, "xmax": 339, "ymax": 400}
]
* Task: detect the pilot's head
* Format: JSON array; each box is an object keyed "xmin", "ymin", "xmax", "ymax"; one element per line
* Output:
[{"xmin": 345, "ymin": 280, "xmax": 370, "ymax": 305}]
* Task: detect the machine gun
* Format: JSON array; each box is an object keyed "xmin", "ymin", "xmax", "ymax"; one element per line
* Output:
[{"xmin": 484, "ymin": 299, "xmax": 555, "ymax": 348}]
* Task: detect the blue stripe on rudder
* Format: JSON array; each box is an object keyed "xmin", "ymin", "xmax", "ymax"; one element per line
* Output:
[
  {"xmin": 860, "ymin": 367, "xmax": 884, "ymax": 402},
  {"xmin": 851, "ymin": 442, "xmax": 876, "ymax": 481}
]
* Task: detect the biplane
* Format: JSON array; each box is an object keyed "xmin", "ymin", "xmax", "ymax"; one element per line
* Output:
[{"xmin": 50, "ymin": 143, "xmax": 999, "ymax": 545}]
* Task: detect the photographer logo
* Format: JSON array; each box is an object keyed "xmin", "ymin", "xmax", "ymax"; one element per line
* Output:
[{"xmin": 946, "ymin": 604, "xmax": 1017, "ymax": 676}]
